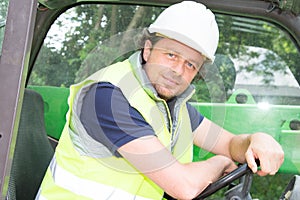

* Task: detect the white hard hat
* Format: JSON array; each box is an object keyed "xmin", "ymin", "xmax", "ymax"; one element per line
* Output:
[{"xmin": 148, "ymin": 1, "xmax": 219, "ymax": 63}]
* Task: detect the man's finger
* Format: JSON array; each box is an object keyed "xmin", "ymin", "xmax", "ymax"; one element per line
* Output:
[{"xmin": 245, "ymin": 149, "xmax": 258, "ymax": 173}]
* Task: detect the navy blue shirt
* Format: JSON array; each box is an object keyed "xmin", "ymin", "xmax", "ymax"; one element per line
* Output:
[{"xmin": 80, "ymin": 82, "xmax": 204, "ymax": 156}]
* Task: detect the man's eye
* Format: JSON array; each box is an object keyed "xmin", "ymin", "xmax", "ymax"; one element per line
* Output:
[
  {"xmin": 186, "ymin": 62, "xmax": 195, "ymax": 69},
  {"xmin": 168, "ymin": 53, "xmax": 175, "ymax": 58}
]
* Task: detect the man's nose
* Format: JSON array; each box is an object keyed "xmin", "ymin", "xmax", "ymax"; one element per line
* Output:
[{"xmin": 171, "ymin": 59, "xmax": 185, "ymax": 75}]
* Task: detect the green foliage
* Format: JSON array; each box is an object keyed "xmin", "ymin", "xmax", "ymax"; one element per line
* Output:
[
  {"xmin": 29, "ymin": 46, "xmax": 72, "ymax": 87},
  {"xmin": 0, "ymin": 0, "xmax": 8, "ymax": 51},
  {"xmin": 32, "ymin": 5, "xmax": 300, "ymax": 92},
  {"xmin": 192, "ymin": 54, "xmax": 236, "ymax": 103},
  {"xmin": 60, "ymin": 4, "xmax": 163, "ymax": 83},
  {"xmin": 251, "ymin": 174, "xmax": 294, "ymax": 200},
  {"xmin": 219, "ymin": 15, "xmax": 299, "ymax": 84},
  {"xmin": 0, "ymin": 0, "xmax": 8, "ymax": 21},
  {"xmin": 205, "ymin": 173, "xmax": 294, "ymax": 200},
  {"xmin": 191, "ymin": 15, "xmax": 300, "ymax": 104}
]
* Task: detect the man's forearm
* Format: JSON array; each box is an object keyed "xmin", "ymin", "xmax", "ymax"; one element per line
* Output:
[
  {"xmin": 229, "ymin": 134, "xmax": 251, "ymax": 163},
  {"xmin": 151, "ymin": 155, "xmax": 237, "ymax": 200}
]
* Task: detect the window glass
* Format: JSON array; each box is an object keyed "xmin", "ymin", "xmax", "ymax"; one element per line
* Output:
[
  {"xmin": 30, "ymin": 4, "xmax": 300, "ymax": 106},
  {"xmin": 193, "ymin": 15, "xmax": 300, "ymax": 105},
  {"xmin": 0, "ymin": 0, "xmax": 9, "ymax": 54},
  {"xmin": 30, "ymin": 4, "xmax": 163, "ymax": 87}
]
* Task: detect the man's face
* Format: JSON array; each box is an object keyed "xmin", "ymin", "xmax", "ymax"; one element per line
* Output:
[{"xmin": 143, "ymin": 38, "xmax": 205, "ymax": 100}]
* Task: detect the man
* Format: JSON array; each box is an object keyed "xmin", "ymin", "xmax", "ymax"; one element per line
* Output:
[{"xmin": 36, "ymin": 1, "xmax": 284, "ymax": 199}]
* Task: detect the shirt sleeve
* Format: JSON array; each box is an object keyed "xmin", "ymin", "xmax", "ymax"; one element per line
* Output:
[
  {"xmin": 80, "ymin": 82, "xmax": 155, "ymax": 157},
  {"xmin": 186, "ymin": 102, "xmax": 204, "ymax": 132}
]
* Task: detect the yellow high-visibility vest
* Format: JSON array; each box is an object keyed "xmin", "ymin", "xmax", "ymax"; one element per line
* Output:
[{"xmin": 37, "ymin": 57, "xmax": 194, "ymax": 200}]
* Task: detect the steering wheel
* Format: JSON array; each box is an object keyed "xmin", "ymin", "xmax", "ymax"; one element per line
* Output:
[{"xmin": 193, "ymin": 163, "xmax": 254, "ymax": 200}]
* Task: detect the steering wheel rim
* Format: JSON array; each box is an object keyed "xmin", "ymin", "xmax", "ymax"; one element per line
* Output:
[{"xmin": 193, "ymin": 163, "xmax": 253, "ymax": 199}]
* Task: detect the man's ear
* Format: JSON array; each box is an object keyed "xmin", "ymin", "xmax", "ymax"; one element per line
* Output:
[{"xmin": 143, "ymin": 40, "xmax": 152, "ymax": 62}]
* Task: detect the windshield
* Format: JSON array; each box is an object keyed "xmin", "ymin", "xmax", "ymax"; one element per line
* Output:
[{"xmin": 30, "ymin": 4, "xmax": 300, "ymax": 106}]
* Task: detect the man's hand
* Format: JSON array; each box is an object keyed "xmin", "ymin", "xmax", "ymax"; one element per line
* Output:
[
  {"xmin": 245, "ymin": 132, "xmax": 284, "ymax": 176},
  {"xmin": 194, "ymin": 118, "xmax": 285, "ymax": 177}
]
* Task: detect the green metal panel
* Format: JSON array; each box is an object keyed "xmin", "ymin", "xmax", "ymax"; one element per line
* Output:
[
  {"xmin": 28, "ymin": 86, "xmax": 300, "ymax": 174},
  {"xmin": 28, "ymin": 86, "xmax": 69, "ymax": 140},
  {"xmin": 192, "ymin": 91, "xmax": 300, "ymax": 174}
]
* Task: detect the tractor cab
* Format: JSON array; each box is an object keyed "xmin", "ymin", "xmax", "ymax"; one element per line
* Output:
[{"xmin": 0, "ymin": 0, "xmax": 300, "ymax": 199}]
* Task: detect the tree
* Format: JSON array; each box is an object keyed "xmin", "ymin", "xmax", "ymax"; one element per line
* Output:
[
  {"xmin": 29, "ymin": 45, "xmax": 70, "ymax": 86},
  {"xmin": 0, "ymin": 0, "xmax": 9, "ymax": 50},
  {"xmin": 57, "ymin": 4, "xmax": 163, "ymax": 83},
  {"xmin": 33, "ymin": 4, "xmax": 300, "ymax": 95},
  {"xmin": 192, "ymin": 14, "xmax": 300, "ymax": 103}
]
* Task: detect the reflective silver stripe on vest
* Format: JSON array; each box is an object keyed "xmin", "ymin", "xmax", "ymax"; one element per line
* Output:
[
  {"xmin": 35, "ymin": 192, "xmax": 47, "ymax": 200},
  {"xmin": 45, "ymin": 156, "xmax": 152, "ymax": 200}
]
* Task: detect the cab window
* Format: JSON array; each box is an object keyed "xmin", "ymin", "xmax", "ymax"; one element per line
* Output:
[
  {"xmin": 193, "ymin": 15, "xmax": 300, "ymax": 105},
  {"xmin": 29, "ymin": 4, "xmax": 300, "ymax": 107}
]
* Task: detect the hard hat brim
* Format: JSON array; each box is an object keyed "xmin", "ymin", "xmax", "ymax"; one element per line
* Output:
[{"xmin": 148, "ymin": 26, "xmax": 215, "ymax": 63}]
